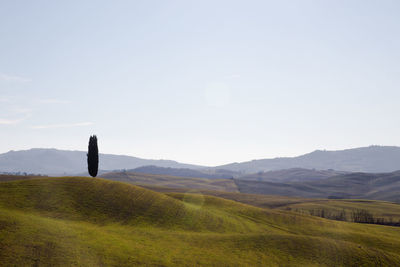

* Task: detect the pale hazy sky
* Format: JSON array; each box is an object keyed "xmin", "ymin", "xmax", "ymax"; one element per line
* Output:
[{"xmin": 1, "ymin": 1, "xmax": 400, "ymax": 166}]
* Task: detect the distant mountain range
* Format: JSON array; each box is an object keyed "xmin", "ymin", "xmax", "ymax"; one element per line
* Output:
[
  {"xmin": 0, "ymin": 148, "xmax": 202, "ymax": 175},
  {"xmin": 218, "ymin": 146, "xmax": 400, "ymax": 173},
  {"xmin": 1, "ymin": 145, "xmax": 400, "ymax": 175}
]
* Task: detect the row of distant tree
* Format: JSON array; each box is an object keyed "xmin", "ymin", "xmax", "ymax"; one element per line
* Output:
[
  {"xmin": 291, "ymin": 208, "xmax": 400, "ymax": 227},
  {"xmin": 350, "ymin": 209, "xmax": 400, "ymax": 226}
]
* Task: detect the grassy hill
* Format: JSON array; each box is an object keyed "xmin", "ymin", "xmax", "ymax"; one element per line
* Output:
[{"xmin": 1, "ymin": 177, "xmax": 400, "ymax": 265}]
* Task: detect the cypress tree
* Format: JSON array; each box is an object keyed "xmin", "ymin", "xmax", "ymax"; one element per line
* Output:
[{"xmin": 87, "ymin": 135, "xmax": 99, "ymax": 177}]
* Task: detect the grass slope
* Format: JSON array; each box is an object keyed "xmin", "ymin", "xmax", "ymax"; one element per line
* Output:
[{"xmin": 1, "ymin": 177, "xmax": 400, "ymax": 266}]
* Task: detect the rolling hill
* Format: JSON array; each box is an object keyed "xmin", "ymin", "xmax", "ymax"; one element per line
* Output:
[{"xmin": 2, "ymin": 177, "xmax": 400, "ymax": 265}]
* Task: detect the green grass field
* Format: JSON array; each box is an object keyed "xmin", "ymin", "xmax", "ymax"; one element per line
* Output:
[{"xmin": 1, "ymin": 177, "xmax": 400, "ymax": 266}]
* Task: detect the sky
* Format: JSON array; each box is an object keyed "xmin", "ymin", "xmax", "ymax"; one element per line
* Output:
[{"xmin": 1, "ymin": 1, "xmax": 400, "ymax": 166}]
